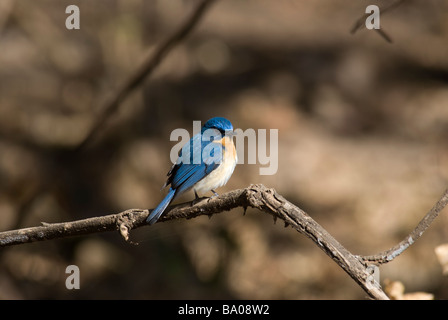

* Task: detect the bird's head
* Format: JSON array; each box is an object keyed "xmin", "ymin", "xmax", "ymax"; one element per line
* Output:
[{"xmin": 201, "ymin": 117, "xmax": 235, "ymax": 136}]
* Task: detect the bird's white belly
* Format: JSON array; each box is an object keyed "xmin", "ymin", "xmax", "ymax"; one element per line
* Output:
[{"xmin": 194, "ymin": 137, "xmax": 237, "ymax": 194}]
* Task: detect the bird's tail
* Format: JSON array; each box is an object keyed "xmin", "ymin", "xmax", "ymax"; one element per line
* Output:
[{"xmin": 147, "ymin": 188, "xmax": 176, "ymax": 225}]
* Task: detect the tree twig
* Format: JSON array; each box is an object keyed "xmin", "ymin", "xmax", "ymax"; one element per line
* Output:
[
  {"xmin": 362, "ymin": 189, "xmax": 448, "ymax": 264},
  {"xmin": 350, "ymin": 0, "xmax": 407, "ymax": 43}
]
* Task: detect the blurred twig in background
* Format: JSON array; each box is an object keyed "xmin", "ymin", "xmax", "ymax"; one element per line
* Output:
[
  {"xmin": 350, "ymin": 0, "xmax": 408, "ymax": 43},
  {"xmin": 11, "ymin": 0, "xmax": 217, "ymax": 229},
  {"xmin": 76, "ymin": 0, "xmax": 217, "ymax": 152},
  {"xmin": 0, "ymin": 0, "xmax": 13, "ymax": 34}
]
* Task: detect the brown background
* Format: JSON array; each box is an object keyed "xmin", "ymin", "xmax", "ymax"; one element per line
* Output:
[{"xmin": 1, "ymin": 0, "xmax": 448, "ymax": 299}]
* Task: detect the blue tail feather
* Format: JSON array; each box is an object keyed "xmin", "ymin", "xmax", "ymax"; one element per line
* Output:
[{"xmin": 147, "ymin": 188, "xmax": 176, "ymax": 225}]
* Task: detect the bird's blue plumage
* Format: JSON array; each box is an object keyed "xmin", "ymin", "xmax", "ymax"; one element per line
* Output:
[
  {"xmin": 147, "ymin": 117, "xmax": 237, "ymax": 225},
  {"xmin": 201, "ymin": 117, "xmax": 234, "ymax": 133},
  {"xmin": 147, "ymin": 187, "xmax": 176, "ymax": 225}
]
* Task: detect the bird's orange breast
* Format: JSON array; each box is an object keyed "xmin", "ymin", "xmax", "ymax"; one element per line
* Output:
[{"xmin": 214, "ymin": 136, "xmax": 236, "ymax": 162}]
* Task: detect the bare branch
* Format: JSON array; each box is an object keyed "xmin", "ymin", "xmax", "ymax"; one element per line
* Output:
[
  {"xmin": 0, "ymin": 184, "xmax": 386, "ymax": 299},
  {"xmin": 362, "ymin": 189, "xmax": 448, "ymax": 264},
  {"xmin": 2, "ymin": 184, "xmax": 447, "ymax": 300}
]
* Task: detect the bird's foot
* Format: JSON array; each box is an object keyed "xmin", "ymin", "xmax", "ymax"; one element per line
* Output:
[
  {"xmin": 191, "ymin": 190, "xmax": 204, "ymax": 206},
  {"xmin": 207, "ymin": 190, "xmax": 219, "ymax": 202}
]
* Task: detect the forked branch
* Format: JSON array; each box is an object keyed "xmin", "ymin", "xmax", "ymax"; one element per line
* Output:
[{"xmin": 2, "ymin": 184, "xmax": 447, "ymax": 300}]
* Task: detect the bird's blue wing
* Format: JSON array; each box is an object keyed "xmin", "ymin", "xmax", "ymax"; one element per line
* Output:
[{"xmin": 168, "ymin": 133, "xmax": 221, "ymax": 194}]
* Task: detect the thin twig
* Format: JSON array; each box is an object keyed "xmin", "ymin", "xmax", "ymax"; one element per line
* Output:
[
  {"xmin": 350, "ymin": 0, "xmax": 407, "ymax": 43},
  {"xmin": 0, "ymin": 0, "xmax": 14, "ymax": 35},
  {"xmin": 362, "ymin": 189, "xmax": 448, "ymax": 264}
]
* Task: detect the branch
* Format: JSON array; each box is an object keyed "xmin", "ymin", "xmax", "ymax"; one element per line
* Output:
[
  {"xmin": 2, "ymin": 185, "xmax": 447, "ymax": 300},
  {"xmin": 0, "ymin": 185, "xmax": 372, "ymax": 298},
  {"xmin": 362, "ymin": 189, "xmax": 448, "ymax": 264}
]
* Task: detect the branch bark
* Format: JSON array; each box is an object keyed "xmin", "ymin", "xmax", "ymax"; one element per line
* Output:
[
  {"xmin": 362, "ymin": 189, "xmax": 448, "ymax": 264},
  {"xmin": 2, "ymin": 184, "xmax": 447, "ymax": 299},
  {"xmin": 4, "ymin": 184, "xmax": 447, "ymax": 299}
]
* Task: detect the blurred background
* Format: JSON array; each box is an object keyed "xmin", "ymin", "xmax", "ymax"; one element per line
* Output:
[{"xmin": 1, "ymin": 0, "xmax": 448, "ymax": 299}]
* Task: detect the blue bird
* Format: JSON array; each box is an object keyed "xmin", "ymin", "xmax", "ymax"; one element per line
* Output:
[{"xmin": 147, "ymin": 117, "xmax": 237, "ymax": 224}]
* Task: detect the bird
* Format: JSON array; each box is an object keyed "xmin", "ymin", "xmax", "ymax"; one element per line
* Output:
[{"xmin": 147, "ymin": 117, "xmax": 237, "ymax": 225}]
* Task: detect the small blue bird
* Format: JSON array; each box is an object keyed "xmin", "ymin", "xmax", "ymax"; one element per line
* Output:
[{"xmin": 147, "ymin": 117, "xmax": 237, "ymax": 224}]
